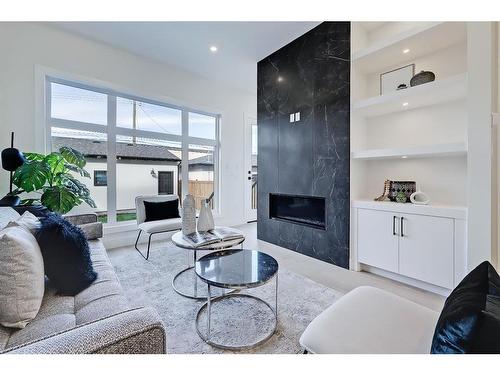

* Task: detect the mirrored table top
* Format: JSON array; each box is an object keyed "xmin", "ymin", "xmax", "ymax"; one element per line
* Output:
[{"xmin": 195, "ymin": 250, "xmax": 279, "ymax": 289}]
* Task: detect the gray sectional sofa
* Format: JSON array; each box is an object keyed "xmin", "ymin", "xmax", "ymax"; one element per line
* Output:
[{"xmin": 0, "ymin": 210, "xmax": 166, "ymax": 354}]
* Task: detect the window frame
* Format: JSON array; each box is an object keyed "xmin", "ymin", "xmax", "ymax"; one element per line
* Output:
[{"xmin": 45, "ymin": 75, "xmax": 220, "ymax": 225}]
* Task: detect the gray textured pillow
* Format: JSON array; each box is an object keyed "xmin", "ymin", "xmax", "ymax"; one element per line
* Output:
[
  {"xmin": 7, "ymin": 211, "xmax": 41, "ymax": 233},
  {"xmin": 0, "ymin": 226, "xmax": 45, "ymax": 329}
]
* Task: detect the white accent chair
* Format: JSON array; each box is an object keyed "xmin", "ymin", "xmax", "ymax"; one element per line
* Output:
[
  {"xmin": 134, "ymin": 194, "xmax": 182, "ymax": 260},
  {"xmin": 299, "ymin": 286, "xmax": 440, "ymax": 354}
]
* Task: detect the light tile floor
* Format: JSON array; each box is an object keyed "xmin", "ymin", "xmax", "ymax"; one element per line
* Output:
[{"xmin": 234, "ymin": 222, "xmax": 445, "ymax": 311}]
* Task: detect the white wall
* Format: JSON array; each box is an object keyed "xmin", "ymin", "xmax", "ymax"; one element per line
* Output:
[
  {"xmin": 467, "ymin": 22, "xmax": 498, "ymax": 270},
  {"xmin": 0, "ymin": 23, "xmax": 256, "ymax": 236}
]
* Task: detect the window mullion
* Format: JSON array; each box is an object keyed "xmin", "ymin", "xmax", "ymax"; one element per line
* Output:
[
  {"xmin": 107, "ymin": 95, "xmax": 117, "ymax": 224},
  {"xmin": 181, "ymin": 110, "xmax": 189, "ymax": 200}
]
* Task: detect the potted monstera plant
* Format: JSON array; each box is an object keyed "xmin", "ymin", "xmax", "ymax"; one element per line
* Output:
[{"xmin": 11, "ymin": 146, "xmax": 96, "ymax": 214}]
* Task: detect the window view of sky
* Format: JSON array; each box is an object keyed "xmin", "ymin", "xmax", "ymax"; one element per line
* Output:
[{"xmin": 51, "ymin": 82, "xmax": 216, "ymax": 140}]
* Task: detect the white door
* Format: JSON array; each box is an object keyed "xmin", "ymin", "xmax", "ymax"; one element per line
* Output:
[
  {"xmin": 357, "ymin": 209, "xmax": 399, "ymax": 273},
  {"xmin": 244, "ymin": 116, "xmax": 258, "ymax": 222},
  {"xmin": 398, "ymin": 214, "xmax": 454, "ymax": 289}
]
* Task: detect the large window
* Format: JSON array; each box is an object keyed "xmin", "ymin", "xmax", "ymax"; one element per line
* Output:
[{"xmin": 46, "ymin": 78, "xmax": 219, "ymax": 224}]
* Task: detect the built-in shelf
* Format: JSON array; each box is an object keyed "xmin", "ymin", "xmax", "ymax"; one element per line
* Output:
[
  {"xmin": 352, "ymin": 22, "xmax": 467, "ymax": 74},
  {"xmin": 352, "ymin": 142, "xmax": 467, "ymax": 160},
  {"xmin": 352, "ymin": 199, "xmax": 467, "ymax": 220},
  {"xmin": 352, "ymin": 73, "xmax": 467, "ymax": 118}
]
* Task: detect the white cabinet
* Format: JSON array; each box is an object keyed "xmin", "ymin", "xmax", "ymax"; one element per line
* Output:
[
  {"xmin": 357, "ymin": 209, "xmax": 399, "ymax": 273},
  {"xmin": 399, "ymin": 214, "xmax": 454, "ymax": 289},
  {"xmin": 353, "ymin": 201, "xmax": 467, "ymax": 293}
]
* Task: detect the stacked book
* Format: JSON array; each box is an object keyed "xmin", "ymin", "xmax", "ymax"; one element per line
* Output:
[{"xmin": 183, "ymin": 227, "xmax": 244, "ymax": 247}]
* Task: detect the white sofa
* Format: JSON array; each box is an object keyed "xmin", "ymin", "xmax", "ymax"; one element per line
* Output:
[
  {"xmin": 134, "ymin": 194, "xmax": 182, "ymax": 260},
  {"xmin": 299, "ymin": 286, "xmax": 440, "ymax": 354}
]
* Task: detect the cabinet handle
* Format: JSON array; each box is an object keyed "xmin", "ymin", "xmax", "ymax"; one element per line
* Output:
[
  {"xmin": 392, "ymin": 216, "xmax": 397, "ymax": 236},
  {"xmin": 400, "ymin": 217, "xmax": 404, "ymax": 237}
]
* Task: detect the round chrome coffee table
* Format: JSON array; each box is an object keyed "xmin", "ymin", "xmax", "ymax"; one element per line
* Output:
[
  {"xmin": 171, "ymin": 231, "xmax": 245, "ymax": 300},
  {"xmin": 195, "ymin": 249, "xmax": 279, "ymax": 350}
]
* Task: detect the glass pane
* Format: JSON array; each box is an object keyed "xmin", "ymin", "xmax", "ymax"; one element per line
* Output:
[
  {"xmin": 188, "ymin": 112, "xmax": 216, "ymax": 140},
  {"xmin": 188, "ymin": 144, "xmax": 215, "ymax": 210},
  {"xmin": 116, "ymin": 97, "xmax": 182, "ymax": 135},
  {"xmin": 51, "ymin": 83, "xmax": 107, "ymax": 125},
  {"xmin": 115, "ymin": 136, "xmax": 182, "ymax": 222},
  {"xmin": 50, "ymin": 127, "xmax": 108, "ymax": 222}
]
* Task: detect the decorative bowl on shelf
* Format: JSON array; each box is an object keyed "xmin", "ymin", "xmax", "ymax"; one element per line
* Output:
[{"xmin": 410, "ymin": 70, "xmax": 435, "ymax": 87}]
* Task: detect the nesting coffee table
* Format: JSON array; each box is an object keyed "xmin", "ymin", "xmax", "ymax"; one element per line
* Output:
[
  {"xmin": 194, "ymin": 249, "xmax": 279, "ymax": 350},
  {"xmin": 171, "ymin": 231, "xmax": 245, "ymax": 300}
]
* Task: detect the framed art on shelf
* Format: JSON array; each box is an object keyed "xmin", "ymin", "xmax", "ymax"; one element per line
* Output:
[{"xmin": 380, "ymin": 64, "xmax": 415, "ymax": 95}]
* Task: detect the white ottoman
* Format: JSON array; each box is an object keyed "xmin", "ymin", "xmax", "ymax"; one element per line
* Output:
[{"xmin": 300, "ymin": 286, "xmax": 440, "ymax": 354}]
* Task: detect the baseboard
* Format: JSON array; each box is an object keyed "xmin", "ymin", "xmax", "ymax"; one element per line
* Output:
[{"xmin": 361, "ymin": 264, "xmax": 451, "ymax": 297}]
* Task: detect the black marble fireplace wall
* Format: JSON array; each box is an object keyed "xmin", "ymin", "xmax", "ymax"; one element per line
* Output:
[{"xmin": 257, "ymin": 22, "xmax": 350, "ymax": 268}]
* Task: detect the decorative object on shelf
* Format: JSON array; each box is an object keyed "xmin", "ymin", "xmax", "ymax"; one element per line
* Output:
[
  {"xmin": 10, "ymin": 146, "xmax": 96, "ymax": 214},
  {"xmin": 182, "ymin": 194, "xmax": 196, "ymax": 235},
  {"xmin": 197, "ymin": 192, "xmax": 215, "ymax": 232},
  {"xmin": 380, "ymin": 64, "xmax": 415, "ymax": 95},
  {"xmin": 397, "ymin": 83, "xmax": 408, "ymax": 90},
  {"xmin": 388, "ymin": 181, "xmax": 416, "ymax": 203},
  {"xmin": 0, "ymin": 132, "xmax": 25, "ymax": 207},
  {"xmin": 374, "ymin": 180, "xmax": 391, "ymax": 201},
  {"xmin": 410, "ymin": 190, "xmax": 430, "ymax": 205},
  {"xmin": 395, "ymin": 191, "xmax": 407, "ymax": 203},
  {"xmin": 410, "ymin": 70, "xmax": 436, "ymax": 87}
]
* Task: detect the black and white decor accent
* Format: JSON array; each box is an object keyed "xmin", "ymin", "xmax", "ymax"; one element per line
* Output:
[{"xmin": 257, "ymin": 22, "xmax": 350, "ymax": 268}]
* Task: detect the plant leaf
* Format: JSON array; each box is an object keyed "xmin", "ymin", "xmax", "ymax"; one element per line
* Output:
[
  {"xmin": 43, "ymin": 153, "xmax": 66, "ymax": 176},
  {"xmin": 12, "ymin": 160, "xmax": 50, "ymax": 192},
  {"xmin": 40, "ymin": 186, "xmax": 78, "ymax": 214},
  {"xmin": 65, "ymin": 163, "xmax": 91, "ymax": 178},
  {"xmin": 60, "ymin": 146, "xmax": 86, "ymax": 168}
]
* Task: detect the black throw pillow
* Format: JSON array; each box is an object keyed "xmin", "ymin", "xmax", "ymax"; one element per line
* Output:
[
  {"xmin": 431, "ymin": 261, "xmax": 500, "ymax": 353},
  {"xmin": 143, "ymin": 199, "xmax": 180, "ymax": 222},
  {"xmin": 35, "ymin": 214, "xmax": 97, "ymax": 296}
]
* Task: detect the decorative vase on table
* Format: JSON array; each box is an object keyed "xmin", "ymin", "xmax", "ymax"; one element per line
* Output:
[
  {"xmin": 181, "ymin": 194, "xmax": 196, "ymax": 235},
  {"xmin": 197, "ymin": 199, "xmax": 214, "ymax": 232}
]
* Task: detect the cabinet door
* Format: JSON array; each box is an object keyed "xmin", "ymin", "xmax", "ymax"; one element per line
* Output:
[
  {"xmin": 357, "ymin": 209, "xmax": 399, "ymax": 273},
  {"xmin": 399, "ymin": 214, "xmax": 454, "ymax": 289}
]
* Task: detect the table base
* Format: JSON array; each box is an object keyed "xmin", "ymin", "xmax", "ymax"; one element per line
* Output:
[{"xmin": 195, "ymin": 293, "xmax": 278, "ymax": 351}]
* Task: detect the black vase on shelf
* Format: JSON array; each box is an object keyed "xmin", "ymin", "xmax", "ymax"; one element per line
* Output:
[{"xmin": 410, "ymin": 70, "xmax": 436, "ymax": 87}]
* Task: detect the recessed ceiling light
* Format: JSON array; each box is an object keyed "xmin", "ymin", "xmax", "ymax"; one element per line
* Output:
[
  {"xmin": 209, "ymin": 46, "xmax": 218, "ymax": 53},
  {"xmin": 403, "ymin": 48, "xmax": 410, "ymax": 54},
  {"xmin": 401, "ymin": 155, "xmax": 408, "ymax": 159},
  {"xmin": 402, "ymin": 102, "xmax": 409, "ymax": 107},
  {"xmin": 277, "ymin": 76, "xmax": 284, "ymax": 82}
]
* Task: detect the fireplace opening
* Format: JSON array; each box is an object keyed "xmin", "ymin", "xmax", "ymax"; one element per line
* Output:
[{"xmin": 269, "ymin": 193, "xmax": 326, "ymax": 230}]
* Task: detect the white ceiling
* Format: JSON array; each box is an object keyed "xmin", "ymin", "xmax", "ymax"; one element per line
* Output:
[{"xmin": 52, "ymin": 22, "xmax": 321, "ymax": 93}]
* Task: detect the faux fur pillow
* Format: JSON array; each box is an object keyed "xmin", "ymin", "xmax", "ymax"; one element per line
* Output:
[{"xmin": 35, "ymin": 214, "xmax": 97, "ymax": 296}]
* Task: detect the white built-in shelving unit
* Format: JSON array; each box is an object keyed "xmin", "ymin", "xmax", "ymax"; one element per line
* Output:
[
  {"xmin": 351, "ymin": 21, "xmax": 469, "ymax": 208},
  {"xmin": 349, "ymin": 22, "xmax": 475, "ymax": 290}
]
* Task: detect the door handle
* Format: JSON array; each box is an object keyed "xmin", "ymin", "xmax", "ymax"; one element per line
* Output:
[
  {"xmin": 400, "ymin": 217, "xmax": 404, "ymax": 237},
  {"xmin": 392, "ymin": 216, "xmax": 397, "ymax": 236}
]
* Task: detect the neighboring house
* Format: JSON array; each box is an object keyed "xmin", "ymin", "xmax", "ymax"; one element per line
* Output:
[{"xmin": 52, "ymin": 136, "xmax": 181, "ymax": 212}]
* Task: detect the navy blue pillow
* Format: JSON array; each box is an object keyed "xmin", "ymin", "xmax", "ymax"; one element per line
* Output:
[
  {"xmin": 143, "ymin": 199, "xmax": 180, "ymax": 222},
  {"xmin": 431, "ymin": 261, "xmax": 500, "ymax": 353},
  {"xmin": 35, "ymin": 214, "xmax": 97, "ymax": 296}
]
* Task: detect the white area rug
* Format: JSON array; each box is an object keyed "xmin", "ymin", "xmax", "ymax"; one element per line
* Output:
[{"xmin": 108, "ymin": 241, "xmax": 341, "ymax": 353}]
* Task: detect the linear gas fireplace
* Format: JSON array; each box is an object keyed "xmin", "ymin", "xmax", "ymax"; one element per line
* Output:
[{"xmin": 269, "ymin": 193, "xmax": 326, "ymax": 230}]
